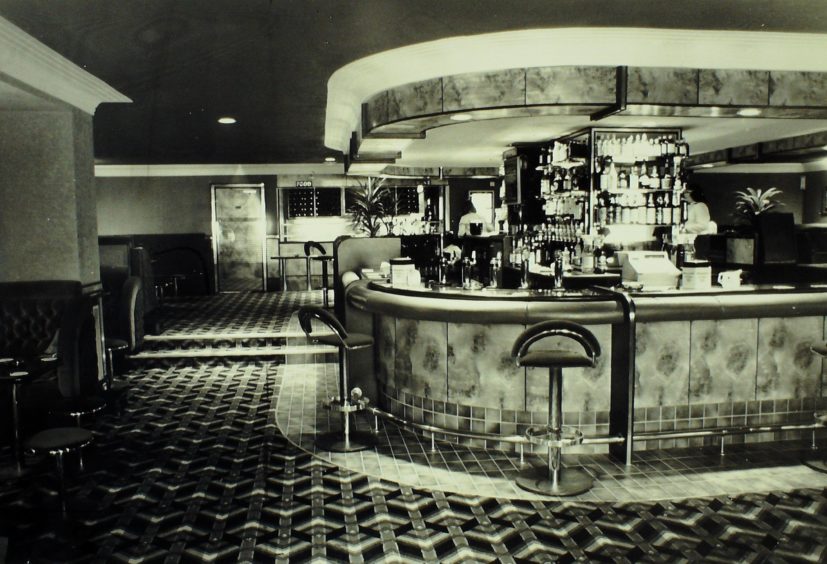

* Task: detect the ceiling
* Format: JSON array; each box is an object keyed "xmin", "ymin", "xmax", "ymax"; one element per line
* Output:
[{"xmin": 2, "ymin": 1, "xmax": 827, "ymax": 169}]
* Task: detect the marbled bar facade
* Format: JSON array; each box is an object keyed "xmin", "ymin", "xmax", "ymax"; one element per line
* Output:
[{"xmin": 349, "ymin": 281, "xmax": 827, "ymax": 455}]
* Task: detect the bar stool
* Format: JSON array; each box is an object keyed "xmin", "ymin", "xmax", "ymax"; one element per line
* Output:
[
  {"xmin": 804, "ymin": 343, "xmax": 827, "ymax": 473},
  {"xmin": 512, "ymin": 320, "xmax": 601, "ymax": 496},
  {"xmin": 25, "ymin": 427, "xmax": 93, "ymax": 516},
  {"xmin": 103, "ymin": 338, "xmax": 130, "ymax": 408},
  {"xmin": 0, "ymin": 356, "xmax": 60, "ymax": 478},
  {"xmin": 304, "ymin": 241, "xmax": 333, "ymax": 307},
  {"xmin": 49, "ymin": 395, "xmax": 106, "ymax": 471},
  {"xmin": 298, "ymin": 305, "xmax": 376, "ymax": 452}
]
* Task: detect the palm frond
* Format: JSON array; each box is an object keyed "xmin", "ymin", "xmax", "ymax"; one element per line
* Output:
[{"xmin": 732, "ymin": 186, "xmax": 784, "ymax": 222}]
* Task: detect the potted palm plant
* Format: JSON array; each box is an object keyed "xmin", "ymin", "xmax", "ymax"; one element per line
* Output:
[
  {"xmin": 347, "ymin": 177, "xmax": 391, "ymax": 237},
  {"xmin": 733, "ymin": 187, "xmax": 784, "ymax": 225}
]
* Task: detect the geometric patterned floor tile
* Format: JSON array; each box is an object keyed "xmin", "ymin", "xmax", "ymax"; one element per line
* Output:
[{"xmin": 2, "ymin": 291, "xmax": 827, "ymax": 562}]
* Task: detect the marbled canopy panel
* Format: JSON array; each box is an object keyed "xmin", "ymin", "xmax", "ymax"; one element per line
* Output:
[
  {"xmin": 635, "ymin": 321, "xmax": 691, "ymax": 409},
  {"xmin": 627, "ymin": 67, "xmax": 699, "ymax": 105},
  {"xmin": 524, "ymin": 324, "xmax": 612, "ymax": 416},
  {"xmin": 364, "ymin": 91, "xmax": 390, "ymax": 131},
  {"xmin": 526, "ymin": 66, "xmax": 615, "ymax": 105},
  {"xmin": 689, "ymin": 319, "xmax": 758, "ymax": 404},
  {"xmin": 446, "ymin": 323, "xmax": 525, "ymax": 411},
  {"xmin": 443, "ymin": 69, "xmax": 525, "ymax": 112},
  {"xmin": 756, "ymin": 317, "xmax": 822, "ymax": 400},
  {"xmin": 385, "ymin": 78, "xmax": 443, "ymax": 123},
  {"xmin": 393, "ymin": 318, "xmax": 447, "ymax": 400},
  {"xmin": 769, "ymin": 71, "xmax": 827, "ymax": 107},
  {"xmin": 699, "ymin": 69, "xmax": 770, "ymax": 106}
]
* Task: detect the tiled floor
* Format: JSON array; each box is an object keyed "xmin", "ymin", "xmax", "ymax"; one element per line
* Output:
[
  {"xmin": 277, "ymin": 317, "xmax": 827, "ymax": 502},
  {"xmin": 2, "ymin": 290, "xmax": 827, "ymax": 562}
]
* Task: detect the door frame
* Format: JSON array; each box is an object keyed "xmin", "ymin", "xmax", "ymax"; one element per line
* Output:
[{"xmin": 210, "ymin": 183, "xmax": 268, "ymax": 292}]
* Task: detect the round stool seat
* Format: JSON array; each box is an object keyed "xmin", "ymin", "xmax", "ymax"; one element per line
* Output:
[
  {"xmin": 317, "ymin": 333, "xmax": 374, "ymax": 350},
  {"xmin": 518, "ymin": 350, "xmax": 594, "ymax": 368},
  {"xmin": 106, "ymin": 338, "xmax": 129, "ymax": 353},
  {"xmin": 51, "ymin": 396, "xmax": 107, "ymax": 419},
  {"xmin": 26, "ymin": 427, "xmax": 93, "ymax": 454}
]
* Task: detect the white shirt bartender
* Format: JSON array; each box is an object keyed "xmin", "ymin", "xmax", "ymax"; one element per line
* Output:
[{"xmin": 682, "ymin": 185, "xmax": 717, "ymax": 235}]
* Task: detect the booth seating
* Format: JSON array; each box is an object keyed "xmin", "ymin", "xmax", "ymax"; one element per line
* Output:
[
  {"xmin": 0, "ymin": 281, "xmax": 98, "ymax": 399},
  {"xmin": 512, "ymin": 320, "xmax": 601, "ymax": 496},
  {"xmin": 0, "ymin": 281, "xmax": 99, "ymax": 483},
  {"xmin": 305, "ymin": 241, "xmax": 333, "ymax": 308},
  {"xmin": 101, "ymin": 275, "xmax": 144, "ymax": 410},
  {"xmin": 298, "ymin": 306, "xmax": 376, "ymax": 452}
]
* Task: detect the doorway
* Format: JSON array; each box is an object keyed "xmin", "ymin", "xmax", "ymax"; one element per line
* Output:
[{"xmin": 211, "ymin": 184, "xmax": 267, "ymax": 292}]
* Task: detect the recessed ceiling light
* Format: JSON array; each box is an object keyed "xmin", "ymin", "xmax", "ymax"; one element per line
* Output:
[
  {"xmin": 699, "ymin": 164, "xmax": 716, "ymax": 168},
  {"xmin": 217, "ymin": 116, "xmax": 237, "ymax": 124},
  {"xmin": 324, "ymin": 156, "xmax": 337, "ymax": 163},
  {"xmin": 736, "ymin": 108, "xmax": 762, "ymax": 117},
  {"xmin": 450, "ymin": 113, "xmax": 473, "ymax": 122}
]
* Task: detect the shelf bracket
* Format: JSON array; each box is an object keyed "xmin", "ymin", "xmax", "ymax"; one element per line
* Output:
[{"xmin": 590, "ymin": 66, "xmax": 628, "ymax": 122}]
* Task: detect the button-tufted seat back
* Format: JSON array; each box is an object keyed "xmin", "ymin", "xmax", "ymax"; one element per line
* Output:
[{"xmin": 0, "ymin": 281, "xmax": 97, "ymax": 397}]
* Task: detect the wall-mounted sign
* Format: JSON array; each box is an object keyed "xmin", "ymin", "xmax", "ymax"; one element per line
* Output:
[{"xmin": 296, "ymin": 180, "xmax": 313, "ymax": 188}]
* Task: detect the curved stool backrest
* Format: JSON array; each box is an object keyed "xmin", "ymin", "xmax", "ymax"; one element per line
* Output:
[
  {"xmin": 304, "ymin": 241, "xmax": 326, "ymax": 257},
  {"xmin": 512, "ymin": 320, "xmax": 600, "ymax": 367},
  {"xmin": 298, "ymin": 305, "xmax": 347, "ymax": 346}
]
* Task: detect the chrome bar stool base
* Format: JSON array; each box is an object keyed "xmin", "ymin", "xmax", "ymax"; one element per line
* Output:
[
  {"xmin": 515, "ymin": 465, "xmax": 593, "ymax": 497},
  {"xmin": 315, "ymin": 429, "xmax": 377, "ymax": 453},
  {"xmin": 802, "ymin": 457, "xmax": 827, "ymax": 474}
]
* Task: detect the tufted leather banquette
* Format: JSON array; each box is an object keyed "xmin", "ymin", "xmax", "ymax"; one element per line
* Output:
[{"xmin": 0, "ymin": 281, "xmax": 98, "ymax": 398}]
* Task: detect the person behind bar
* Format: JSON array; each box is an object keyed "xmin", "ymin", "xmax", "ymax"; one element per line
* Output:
[
  {"xmin": 458, "ymin": 201, "xmax": 490, "ymax": 236},
  {"xmin": 682, "ymin": 184, "xmax": 717, "ymax": 234}
]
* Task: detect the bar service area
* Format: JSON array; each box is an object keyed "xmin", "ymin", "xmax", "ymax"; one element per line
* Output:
[
  {"xmin": 332, "ymin": 124, "xmax": 827, "ymax": 482},
  {"xmin": 8, "ymin": 11, "xmax": 827, "ymax": 561}
]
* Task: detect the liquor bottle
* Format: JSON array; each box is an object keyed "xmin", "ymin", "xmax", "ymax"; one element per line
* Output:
[
  {"xmin": 640, "ymin": 164, "xmax": 650, "ymax": 189},
  {"xmin": 663, "ymin": 198, "xmax": 673, "ymax": 224},
  {"xmin": 646, "ymin": 194, "xmax": 656, "ymax": 224},
  {"xmin": 655, "ymin": 194, "xmax": 663, "ymax": 225},
  {"xmin": 629, "ymin": 163, "xmax": 639, "ymax": 190},
  {"xmin": 608, "ymin": 161, "xmax": 618, "ymax": 191},
  {"xmin": 593, "ymin": 246, "xmax": 603, "ymax": 273}
]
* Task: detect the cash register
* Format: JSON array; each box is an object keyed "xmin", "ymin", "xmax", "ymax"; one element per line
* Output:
[{"xmin": 617, "ymin": 251, "xmax": 682, "ymax": 290}]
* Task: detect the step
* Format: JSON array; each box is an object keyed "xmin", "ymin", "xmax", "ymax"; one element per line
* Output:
[
  {"xmin": 129, "ymin": 344, "xmax": 337, "ymax": 360},
  {"xmin": 144, "ymin": 330, "xmax": 318, "ymax": 341}
]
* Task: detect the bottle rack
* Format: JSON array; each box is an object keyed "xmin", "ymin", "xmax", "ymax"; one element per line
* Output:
[{"xmin": 553, "ymin": 127, "xmax": 689, "ymax": 238}]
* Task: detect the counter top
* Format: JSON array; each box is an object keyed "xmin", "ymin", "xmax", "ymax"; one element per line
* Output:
[{"xmin": 346, "ymin": 279, "xmax": 827, "ymax": 324}]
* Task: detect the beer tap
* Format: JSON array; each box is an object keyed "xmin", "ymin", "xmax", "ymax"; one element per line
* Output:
[
  {"xmin": 553, "ymin": 250, "xmax": 564, "ymax": 289},
  {"xmin": 462, "ymin": 251, "xmax": 476, "ymax": 289},
  {"xmin": 489, "ymin": 252, "xmax": 501, "ymax": 288}
]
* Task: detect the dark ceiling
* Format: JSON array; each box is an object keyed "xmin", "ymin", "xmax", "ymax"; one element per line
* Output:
[{"xmin": 2, "ymin": 0, "xmax": 827, "ymax": 165}]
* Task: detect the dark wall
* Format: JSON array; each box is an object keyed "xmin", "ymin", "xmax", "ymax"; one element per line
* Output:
[
  {"xmin": 97, "ymin": 175, "xmax": 279, "ymax": 236},
  {"xmin": 803, "ymin": 170, "xmax": 827, "ymax": 225},
  {"xmin": 692, "ymin": 171, "xmax": 804, "ymax": 227}
]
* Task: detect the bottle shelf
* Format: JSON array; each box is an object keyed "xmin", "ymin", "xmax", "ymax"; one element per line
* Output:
[
  {"xmin": 543, "ymin": 190, "xmax": 588, "ymax": 198},
  {"xmin": 601, "ymin": 188, "xmax": 682, "ymax": 194}
]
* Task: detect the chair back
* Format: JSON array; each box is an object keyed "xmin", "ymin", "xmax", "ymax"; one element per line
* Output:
[
  {"xmin": 304, "ymin": 241, "xmax": 326, "ymax": 257},
  {"xmin": 512, "ymin": 320, "xmax": 600, "ymax": 366},
  {"xmin": 298, "ymin": 305, "xmax": 347, "ymax": 345},
  {"xmin": 119, "ymin": 276, "xmax": 145, "ymax": 352}
]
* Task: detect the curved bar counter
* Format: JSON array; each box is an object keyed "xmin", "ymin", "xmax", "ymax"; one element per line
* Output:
[{"xmin": 347, "ymin": 279, "xmax": 827, "ymax": 463}]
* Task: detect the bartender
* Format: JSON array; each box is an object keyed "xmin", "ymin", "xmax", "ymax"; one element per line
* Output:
[
  {"xmin": 458, "ymin": 201, "xmax": 492, "ymax": 236},
  {"xmin": 682, "ymin": 185, "xmax": 717, "ymax": 235}
]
